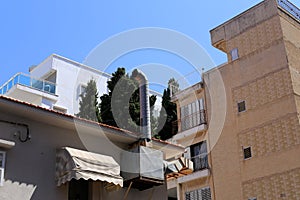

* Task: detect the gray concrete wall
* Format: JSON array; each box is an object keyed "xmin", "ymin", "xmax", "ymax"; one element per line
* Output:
[{"xmin": 0, "ymin": 106, "xmax": 167, "ymax": 200}]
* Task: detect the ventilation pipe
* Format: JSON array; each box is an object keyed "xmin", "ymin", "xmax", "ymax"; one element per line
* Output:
[{"xmin": 132, "ymin": 69, "xmax": 151, "ymax": 142}]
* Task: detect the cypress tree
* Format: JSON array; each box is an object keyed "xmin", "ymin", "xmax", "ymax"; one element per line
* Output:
[
  {"xmin": 76, "ymin": 79, "xmax": 100, "ymax": 122},
  {"xmin": 99, "ymin": 67, "xmax": 156, "ymax": 133},
  {"xmin": 157, "ymin": 78, "xmax": 179, "ymax": 140}
]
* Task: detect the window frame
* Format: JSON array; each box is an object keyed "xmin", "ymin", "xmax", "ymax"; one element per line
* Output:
[
  {"xmin": 80, "ymin": 84, "xmax": 87, "ymax": 96},
  {"xmin": 0, "ymin": 151, "xmax": 6, "ymax": 186},
  {"xmin": 190, "ymin": 141, "xmax": 209, "ymax": 171},
  {"xmin": 77, "ymin": 83, "xmax": 87, "ymax": 100}
]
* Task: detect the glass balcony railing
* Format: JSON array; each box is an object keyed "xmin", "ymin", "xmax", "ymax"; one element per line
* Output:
[
  {"xmin": 0, "ymin": 73, "xmax": 56, "ymax": 95},
  {"xmin": 278, "ymin": 0, "xmax": 300, "ymax": 21}
]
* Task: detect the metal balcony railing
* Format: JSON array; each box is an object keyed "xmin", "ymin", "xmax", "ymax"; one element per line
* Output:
[
  {"xmin": 0, "ymin": 73, "xmax": 56, "ymax": 95},
  {"xmin": 278, "ymin": 0, "xmax": 300, "ymax": 21},
  {"xmin": 172, "ymin": 110, "xmax": 206, "ymax": 134},
  {"xmin": 191, "ymin": 154, "xmax": 209, "ymax": 171}
]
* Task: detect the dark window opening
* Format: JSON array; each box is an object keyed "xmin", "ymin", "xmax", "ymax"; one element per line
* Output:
[
  {"xmin": 243, "ymin": 147, "xmax": 252, "ymax": 160},
  {"xmin": 190, "ymin": 141, "xmax": 208, "ymax": 171},
  {"xmin": 68, "ymin": 179, "xmax": 89, "ymax": 200},
  {"xmin": 238, "ymin": 101, "xmax": 246, "ymax": 113}
]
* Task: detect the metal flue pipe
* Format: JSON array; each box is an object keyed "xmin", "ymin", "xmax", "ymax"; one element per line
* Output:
[{"xmin": 132, "ymin": 69, "xmax": 151, "ymax": 142}]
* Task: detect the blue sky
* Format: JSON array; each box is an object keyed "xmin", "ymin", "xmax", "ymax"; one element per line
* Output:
[{"xmin": 0, "ymin": 0, "xmax": 298, "ymax": 89}]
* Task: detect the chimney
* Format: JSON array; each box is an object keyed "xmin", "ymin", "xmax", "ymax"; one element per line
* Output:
[{"xmin": 132, "ymin": 69, "xmax": 151, "ymax": 142}]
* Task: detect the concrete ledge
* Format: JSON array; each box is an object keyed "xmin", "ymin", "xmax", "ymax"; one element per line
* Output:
[
  {"xmin": 177, "ymin": 169, "xmax": 209, "ymax": 184},
  {"xmin": 0, "ymin": 139, "xmax": 15, "ymax": 149}
]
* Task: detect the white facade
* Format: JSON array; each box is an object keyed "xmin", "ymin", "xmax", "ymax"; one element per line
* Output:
[
  {"xmin": 28, "ymin": 54, "xmax": 111, "ymax": 114},
  {"xmin": 0, "ymin": 54, "xmax": 162, "ymax": 116}
]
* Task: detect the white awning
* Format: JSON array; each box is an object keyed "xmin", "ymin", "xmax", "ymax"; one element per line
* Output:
[{"xmin": 56, "ymin": 147, "xmax": 123, "ymax": 187}]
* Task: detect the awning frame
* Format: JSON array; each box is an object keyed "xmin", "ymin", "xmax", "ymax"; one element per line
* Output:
[{"xmin": 55, "ymin": 147, "xmax": 123, "ymax": 187}]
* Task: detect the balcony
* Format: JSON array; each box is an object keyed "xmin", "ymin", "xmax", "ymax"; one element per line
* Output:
[
  {"xmin": 0, "ymin": 73, "xmax": 56, "ymax": 95},
  {"xmin": 278, "ymin": 0, "xmax": 300, "ymax": 21},
  {"xmin": 180, "ymin": 109, "xmax": 206, "ymax": 132},
  {"xmin": 191, "ymin": 154, "xmax": 209, "ymax": 171},
  {"xmin": 171, "ymin": 110, "xmax": 207, "ymax": 143}
]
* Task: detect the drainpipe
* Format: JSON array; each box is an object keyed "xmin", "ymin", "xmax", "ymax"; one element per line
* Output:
[{"xmin": 132, "ymin": 69, "xmax": 151, "ymax": 142}]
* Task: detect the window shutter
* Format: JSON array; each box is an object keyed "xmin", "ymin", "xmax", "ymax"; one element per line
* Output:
[
  {"xmin": 201, "ymin": 187, "xmax": 211, "ymax": 200},
  {"xmin": 195, "ymin": 100, "xmax": 200, "ymax": 125},
  {"xmin": 181, "ymin": 105, "xmax": 189, "ymax": 131},
  {"xmin": 199, "ymin": 99, "xmax": 204, "ymax": 109},
  {"xmin": 188, "ymin": 104, "xmax": 192, "ymax": 128},
  {"xmin": 185, "ymin": 187, "xmax": 211, "ymax": 200},
  {"xmin": 192, "ymin": 102, "xmax": 197, "ymax": 127},
  {"xmin": 185, "ymin": 192, "xmax": 191, "ymax": 200}
]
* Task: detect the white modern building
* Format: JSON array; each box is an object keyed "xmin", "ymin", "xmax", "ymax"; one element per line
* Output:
[
  {"xmin": 0, "ymin": 54, "xmax": 161, "ymax": 116},
  {"xmin": 0, "ymin": 54, "xmax": 111, "ymax": 115}
]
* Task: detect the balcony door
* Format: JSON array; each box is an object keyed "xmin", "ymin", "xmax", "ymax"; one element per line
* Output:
[{"xmin": 190, "ymin": 141, "xmax": 208, "ymax": 171}]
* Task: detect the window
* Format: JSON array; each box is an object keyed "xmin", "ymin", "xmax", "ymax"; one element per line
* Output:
[
  {"xmin": 77, "ymin": 84, "xmax": 87, "ymax": 99},
  {"xmin": 190, "ymin": 141, "xmax": 208, "ymax": 171},
  {"xmin": 0, "ymin": 151, "xmax": 6, "ymax": 186},
  {"xmin": 180, "ymin": 99, "xmax": 206, "ymax": 131},
  {"xmin": 243, "ymin": 146, "xmax": 252, "ymax": 160},
  {"xmin": 230, "ymin": 48, "xmax": 239, "ymax": 61},
  {"xmin": 80, "ymin": 85, "xmax": 87, "ymax": 96},
  {"xmin": 237, "ymin": 101, "xmax": 246, "ymax": 113},
  {"xmin": 185, "ymin": 187, "xmax": 211, "ymax": 200}
]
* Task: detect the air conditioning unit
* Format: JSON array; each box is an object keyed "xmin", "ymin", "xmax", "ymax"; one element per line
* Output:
[{"xmin": 121, "ymin": 146, "xmax": 164, "ymax": 190}]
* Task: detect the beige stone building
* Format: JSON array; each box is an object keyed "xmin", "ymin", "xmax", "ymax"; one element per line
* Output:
[{"xmin": 168, "ymin": 0, "xmax": 300, "ymax": 199}]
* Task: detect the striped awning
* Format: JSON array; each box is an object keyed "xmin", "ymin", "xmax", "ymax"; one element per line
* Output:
[{"xmin": 55, "ymin": 147, "xmax": 123, "ymax": 187}]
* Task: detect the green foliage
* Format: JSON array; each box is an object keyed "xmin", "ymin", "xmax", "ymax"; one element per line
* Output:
[
  {"xmin": 99, "ymin": 67, "xmax": 157, "ymax": 133},
  {"xmin": 157, "ymin": 78, "xmax": 179, "ymax": 140},
  {"xmin": 76, "ymin": 79, "xmax": 100, "ymax": 122}
]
